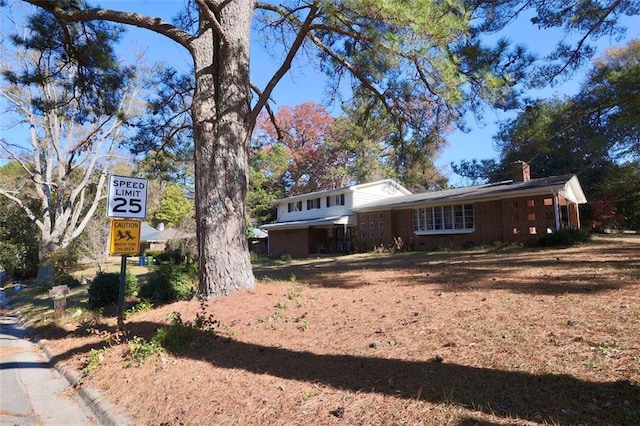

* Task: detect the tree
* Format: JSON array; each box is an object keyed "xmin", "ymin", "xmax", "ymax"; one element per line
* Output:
[
  {"xmin": 255, "ymin": 102, "xmax": 348, "ymax": 195},
  {"xmin": 0, "ymin": 163, "xmax": 39, "ymax": 280},
  {"xmin": 463, "ymin": 40, "xmax": 640, "ymax": 229},
  {"xmin": 575, "ymin": 39, "xmax": 640, "ymax": 161},
  {"xmin": 247, "ymin": 143, "xmax": 288, "ymax": 226},
  {"xmin": 19, "ymin": 0, "xmax": 637, "ymax": 298},
  {"xmin": 152, "ymin": 183, "xmax": 193, "ymax": 228},
  {"xmin": 0, "ymin": 7, "xmax": 140, "ymax": 284},
  {"xmin": 329, "ymin": 91, "xmax": 449, "ymax": 191}
]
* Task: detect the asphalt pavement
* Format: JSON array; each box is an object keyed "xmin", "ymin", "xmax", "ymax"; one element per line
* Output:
[{"xmin": 0, "ymin": 288, "xmax": 100, "ymax": 425}]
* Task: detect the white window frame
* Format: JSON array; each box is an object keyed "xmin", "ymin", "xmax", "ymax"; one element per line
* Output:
[{"xmin": 413, "ymin": 204, "xmax": 475, "ymax": 235}]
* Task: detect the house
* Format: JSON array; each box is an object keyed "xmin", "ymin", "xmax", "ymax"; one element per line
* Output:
[
  {"xmin": 260, "ymin": 179, "xmax": 411, "ymax": 257},
  {"xmin": 260, "ymin": 162, "xmax": 587, "ymax": 257},
  {"xmin": 140, "ymin": 222, "xmax": 193, "ymax": 252}
]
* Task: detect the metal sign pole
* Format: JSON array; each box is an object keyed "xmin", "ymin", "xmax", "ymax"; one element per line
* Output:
[{"xmin": 117, "ymin": 255, "xmax": 127, "ymax": 331}]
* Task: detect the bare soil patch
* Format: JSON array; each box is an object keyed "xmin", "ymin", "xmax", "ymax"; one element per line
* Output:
[{"xmin": 34, "ymin": 235, "xmax": 640, "ymax": 425}]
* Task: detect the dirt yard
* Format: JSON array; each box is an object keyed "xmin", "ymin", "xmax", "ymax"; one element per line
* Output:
[{"xmin": 36, "ymin": 235, "xmax": 640, "ymax": 425}]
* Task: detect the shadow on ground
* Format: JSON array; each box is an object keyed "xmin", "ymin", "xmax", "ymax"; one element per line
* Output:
[{"xmin": 47, "ymin": 321, "xmax": 640, "ymax": 426}]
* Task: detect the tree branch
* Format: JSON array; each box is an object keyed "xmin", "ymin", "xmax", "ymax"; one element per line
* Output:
[
  {"xmin": 194, "ymin": 0, "xmax": 228, "ymax": 45},
  {"xmin": 22, "ymin": 1, "xmax": 194, "ymax": 52},
  {"xmin": 248, "ymin": 3, "xmax": 319, "ymax": 128}
]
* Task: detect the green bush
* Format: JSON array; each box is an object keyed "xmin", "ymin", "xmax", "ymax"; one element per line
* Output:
[
  {"xmin": 88, "ymin": 272, "xmax": 138, "ymax": 308},
  {"xmin": 534, "ymin": 228, "xmax": 592, "ymax": 247},
  {"xmin": 137, "ymin": 262, "xmax": 196, "ymax": 304}
]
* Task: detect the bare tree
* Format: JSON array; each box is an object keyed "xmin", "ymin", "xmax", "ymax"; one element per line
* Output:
[{"xmin": 0, "ymin": 7, "xmax": 141, "ymax": 283}]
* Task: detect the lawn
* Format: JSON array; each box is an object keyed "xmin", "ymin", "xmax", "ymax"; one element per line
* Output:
[{"xmin": 6, "ymin": 234, "xmax": 640, "ymax": 425}]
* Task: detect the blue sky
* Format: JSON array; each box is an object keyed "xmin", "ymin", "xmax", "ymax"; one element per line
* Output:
[{"xmin": 3, "ymin": 1, "xmax": 639, "ymax": 183}]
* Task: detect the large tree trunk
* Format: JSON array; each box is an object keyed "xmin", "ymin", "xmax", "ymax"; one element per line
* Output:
[{"xmin": 191, "ymin": 0, "xmax": 255, "ymax": 298}]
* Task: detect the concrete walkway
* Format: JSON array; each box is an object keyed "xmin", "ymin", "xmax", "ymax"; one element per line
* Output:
[{"xmin": 0, "ymin": 289, "xmax": 98, "ymax": 425}]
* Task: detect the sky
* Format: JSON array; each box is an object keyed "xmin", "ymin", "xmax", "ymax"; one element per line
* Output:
[{"xmin": 2, "ymin": 1, "xmax": 639, "ymax": 184}]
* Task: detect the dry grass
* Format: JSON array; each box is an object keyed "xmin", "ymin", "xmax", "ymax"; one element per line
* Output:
[{"xmin": 14, "ymin": 234, "xmax": 640, "ymax": 425}]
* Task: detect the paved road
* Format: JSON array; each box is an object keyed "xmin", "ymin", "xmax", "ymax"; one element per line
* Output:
[{"xmin": 0, "ymin": 289, "xmax": 98, "ymax": 425}]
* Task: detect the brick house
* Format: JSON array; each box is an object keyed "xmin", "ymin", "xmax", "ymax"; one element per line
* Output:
[
  {"xmin": 260, "ymin": 162, "xmax": 587, "ymax": 257},
  {"xmin": 260, "ymin": 179, "xmax": 411, "ymax": 257}
]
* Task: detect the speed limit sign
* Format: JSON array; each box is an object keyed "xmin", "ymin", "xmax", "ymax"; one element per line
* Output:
[{"xmin": 107, "ymin": 175, "xmax": 148, "ymax": 219}]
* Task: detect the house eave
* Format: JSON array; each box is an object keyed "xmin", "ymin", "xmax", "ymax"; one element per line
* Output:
[
  {"xmin": 354, "ymin": 176, "xmax": 587, "ymax": 213},
  {"xmin": 260, "ymin": 215, "xmax": 352, "ymax": 231}
]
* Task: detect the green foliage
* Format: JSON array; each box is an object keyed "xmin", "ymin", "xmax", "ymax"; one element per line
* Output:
[
  {"xmin": 88, "ymin": 272, "xmax": 138, "ymax": 308},
  {"xmin": 84, "ymin": 348, "xmax": 106, "ymax": 376},
  {"xmin": 125, "ymin": 299, "xmax": 154, "ymax": 318},
  {"xmin": 7, "ymin": 6, "xmax": 132, "ymax": 118},
  {"xmin": 156, "ymin": 302, "xmax": 220, "ymax": 353},
  {"xmin": 137, "ymin": 262, "xmax": 196, "ymax": 304},
  {"xmin": 152, "ymin": 184, "xmax": 193, "ymax": 228},
  {"xmin": 593, "ymin": 162, "xmax": 640, "ymax": 232},
  {"xmin": 533, "ymin": 229, "xmax": 592, "ymax": 247},
  {"xmin": 0, "ymin": 183, "xmax": 40, "ymax": 280},
  {"xmin": 128, "ymin": 335, "xmax": 164, "ymax": 365}
]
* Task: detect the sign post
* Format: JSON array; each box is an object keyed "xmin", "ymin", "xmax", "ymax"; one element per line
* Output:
[{"xmin": 107, "ymin": 175, "xmax": 148, "ymax": 330}]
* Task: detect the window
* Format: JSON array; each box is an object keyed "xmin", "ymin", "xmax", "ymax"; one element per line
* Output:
[
  {"xmin": 360, "ymin": 214, "xmax": 366, "ymax": 221},
  {"xmin": 379, "ymin": 232, "xmax": 384, "ymax": 239},
  {"xmin": 335, "ymin": 193, "xmax": 345, "ymax": 205},
  {"xmin": 378, "ymin": 221, "xmax": 384, "ymax": 229},
  {"xmin": 378, "ymin": 212, "xmax": 384, "ymax": 219},
  {"xmin": 413, "ymin": 204, "xmax": 474, "ymax": 234},
  {"xmin": 360, "ymin": 223, "xmax": 365, "ymax": 229},
  {"xmin": 307, "ymin": 198, "xmax": 320, "ymax": 210},
  {"xmin": 369, "ymin": 222, "xmax": 374, "ymax": 229},
  {"xmin": 288, "ymin": 201, "xmax": 302, "ymax": 212},
  {"xmin": 528, "ymin": 213, "xmax": 536, "ymax": 221},
  {"xmin": 529, "ymin": 226, "xmax": 537, "ymax": 234},
  {"xmin": 326, "ymin": 196, "xmax": 331, "ymax": 208},
  {"xmin": 527, "ymin": 199, "xmax": 535, "ymax": 208},
  {"xmin": 544, "ymin": 198, "xmax": 553, "ymax": 206}
]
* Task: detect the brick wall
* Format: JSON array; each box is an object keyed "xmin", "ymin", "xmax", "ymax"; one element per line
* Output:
[
  {"xmin": 373, "ymin": 195, "xmax": 560, "ymax": 251},
  {"xmin": 354, "ymin": 210, "xmax": 394, "ymax": 251},
  {"xmin": 268, "ymin": 229, "xmax": 309, "ymax": 257}
]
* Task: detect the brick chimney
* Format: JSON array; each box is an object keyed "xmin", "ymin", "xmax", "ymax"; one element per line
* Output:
[{"xmin": 512, "ymin": 161, "xmax": 530, "ymax": 182}]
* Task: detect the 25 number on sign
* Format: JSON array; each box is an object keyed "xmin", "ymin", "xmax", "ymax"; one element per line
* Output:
[{"xmin": 111, "ymin": 197, "xmax": 143, "ymax": 215}]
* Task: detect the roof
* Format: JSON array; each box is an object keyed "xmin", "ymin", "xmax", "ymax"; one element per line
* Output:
[
  {"xmin": 271, "ymin": 179, "xmax": 411, "ymax": 204},
  {"xmin": 354, "ymin": 174, "xmax": 587, "ymax": 212},
  {"xmin": 251, "ymin": 228, "xmax": 268, "ymax": 238},
  {"xmin": 260, "ymin": 215, "xmax": 351, "ymax": 231},
  {"xmin": 140, "ymin": 222, "xmax": 193, "ymax": 242}
]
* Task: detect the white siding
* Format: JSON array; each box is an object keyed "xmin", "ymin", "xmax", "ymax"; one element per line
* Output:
[
  {"xmin": 352, "ymin": 182, "xmax": 406, "ymax": 208},
  {"xmin": 272, "ymin": 180, "xmax": 408, "ymax": 224},
  {"xmin": 276, "ymin": 192, "xmax": 351, "ymax": 222}
]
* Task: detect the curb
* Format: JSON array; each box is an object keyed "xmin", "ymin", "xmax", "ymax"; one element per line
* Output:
[
  {"xmin": 39, "ymin": 341, "xmax": 132, "ymax": 426},
  {"xmin": 1, "ymin": 289, "xmax": 131, "ymax": 426}
]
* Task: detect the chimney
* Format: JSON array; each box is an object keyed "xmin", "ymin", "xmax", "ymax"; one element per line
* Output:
[{"xmin": 512, "ymin": 161, "xmax": 530, "ymax": 182}]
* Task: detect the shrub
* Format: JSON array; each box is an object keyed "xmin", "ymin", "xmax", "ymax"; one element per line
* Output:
[
  {"xmin": 137, "ymin": 262, "xmax": 196, "ymax": 304},
  {"xmin": 534, "ymin": 228, "xmax": 592, "ymax": 247},
  {"xmin": 88, "ymin": 272, "xmax": 138, "ymax": 308}
]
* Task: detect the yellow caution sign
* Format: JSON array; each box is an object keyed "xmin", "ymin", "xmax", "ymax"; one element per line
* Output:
[{"xmin": 109, "ymin": 219, "xmax": 141, "ymax": 255}]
